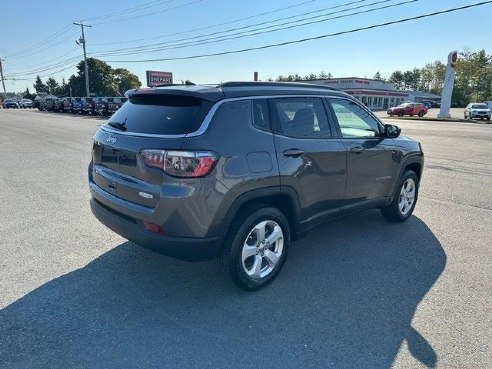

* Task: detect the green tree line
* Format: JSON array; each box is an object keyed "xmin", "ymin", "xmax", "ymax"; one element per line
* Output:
[
  {"xmin": 272, "ymin": 49, "xmax": 492, "ymax": 106},
  {"xmin": 28, "ymin": 58, "xmax": 141, "ymax": 98}
]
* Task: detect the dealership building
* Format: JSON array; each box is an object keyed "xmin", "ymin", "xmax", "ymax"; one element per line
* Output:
[{"xmin": 303, "ymin": 77, "xmax": 440, "ymax": 110}]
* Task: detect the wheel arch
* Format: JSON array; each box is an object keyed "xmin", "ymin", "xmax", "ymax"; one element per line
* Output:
[{"xmin": 211, "ymin": 187, "xmax": 302, "ymax": 246}]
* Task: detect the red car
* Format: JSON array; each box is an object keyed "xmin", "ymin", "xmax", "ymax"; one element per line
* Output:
[{"xmin": 387, "ymin": 103, "xmax": 427, "ymax": 117}]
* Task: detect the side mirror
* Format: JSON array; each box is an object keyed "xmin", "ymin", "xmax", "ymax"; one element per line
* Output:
[{"xmin": 384, "ymin": 124, "xmax": 401, "ymax": 138}]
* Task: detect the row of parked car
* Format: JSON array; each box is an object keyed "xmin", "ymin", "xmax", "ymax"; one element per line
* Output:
[
  {"xmin": 36, "ymin": 97, "xmax": 128, "ymax": 117},
  {"xmin": 1, "ymin": 98, "xmax": 33, "ymax": 109}
]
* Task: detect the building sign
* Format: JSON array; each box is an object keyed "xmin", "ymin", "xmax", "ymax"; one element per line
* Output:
[{"xmin": 146, "ymin": 71, "xmax": 173, "ymax": 87}]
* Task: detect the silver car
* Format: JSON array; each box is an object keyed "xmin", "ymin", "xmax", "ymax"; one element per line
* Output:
[{"xmin": 464, "ymin": 103, "xmax": 491, "ymax": 121}]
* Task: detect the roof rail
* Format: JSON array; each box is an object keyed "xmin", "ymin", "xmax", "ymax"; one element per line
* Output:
[{"xmin": 217, "ymin": 81, "xmax": 339, "ymax": 91}]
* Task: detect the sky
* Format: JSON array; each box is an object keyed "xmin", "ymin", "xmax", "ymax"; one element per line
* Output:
[{"xmin": 0, "ymin": 0, "xmax": 491, "ymax": 93}]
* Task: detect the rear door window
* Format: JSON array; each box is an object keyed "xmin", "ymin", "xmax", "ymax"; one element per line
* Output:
[
  {"xmin": 106, "ymin": 94, "xmax": 212, "ymax": 135},
  {"xmin": 270, "ymin": 97, "xmax": 332, "ymax": 138}
]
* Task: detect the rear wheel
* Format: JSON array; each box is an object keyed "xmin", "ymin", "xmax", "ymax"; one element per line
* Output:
[
  {"xmin": 221, "ymin": 207, "xmax": 290, "ymax": 291},
  {"xmin": 418, "ymin": 111, "xmax": 425, "ymax": 117},
  {"xmin": 381, "ymin": 171, "xmax": 419, "ymax": 222}
]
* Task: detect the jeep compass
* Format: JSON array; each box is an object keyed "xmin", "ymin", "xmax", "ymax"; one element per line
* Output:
[{"xmin": 89, "ymin": 82, "xmax": 424, "ymax": 290}]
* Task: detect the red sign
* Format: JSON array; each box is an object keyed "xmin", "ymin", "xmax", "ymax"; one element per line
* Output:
[{"xmin": 146, "ymin": 71, "xmax": 173, "ymax": 87}]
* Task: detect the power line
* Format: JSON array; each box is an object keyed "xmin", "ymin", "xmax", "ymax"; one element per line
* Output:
[
  {"xmin": 4, "ymin": 64, "xmax": 78, "ymax": 81},
  {"xmin": 92, "ymin": 0, "xmax": 406, "ymax": 57},
  {"xmin": 90, "ymin": 0, "xmax": 369, "ymax": 53},
  {"xmin": 90, "ymin": 0, "xmax": 317, "ymax": 46},
  {"xmin": 6, "ymin": 49, "xmax": 81, "ymax": 74},
  {"xmin": 4, "ymin": 25, "xmax": 73, "ymax": 59},
  {"xmin": 6, "ymin": 55, "xmax": 82, "ymax": 78},
  {"xmin": 82, "ymin": 0, "xmax": 171, "ymax": 22},
  {"xmin": 91, "ymin": 0, "xmax": 203, "ymax": 26},
  {"xmin": 105, "ymin": 1, "xmax": 492, "ymax": 63}
]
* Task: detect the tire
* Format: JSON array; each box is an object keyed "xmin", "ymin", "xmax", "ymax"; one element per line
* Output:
[
  {"xmin": 398, "ymin": 112, "xmax": 404, "ymax": 117},
  {"xmin": 418, "ymin": 111, "xmax": 425, "ymax": 117},
  {"xmin": 221, "ymin": 207, "xmax": 290, "ymax": 291},
  {"xmin": 381, "ymin": 170, "xmax": 419, "ymax": 222},
  {"xmin": 487, "ymin": 117, "xmax": 490, "ymax": 121},
  {"xmin": 389, "ymin": 113, "xmax": 394, "ymax": 117}
]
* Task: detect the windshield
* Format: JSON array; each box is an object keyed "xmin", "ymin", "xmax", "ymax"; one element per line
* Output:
[
  {"xmin": 397, "ymin": 103, "xmax": 409, "ymax": 108},
  {"xmin": 472, "ymin": 104, "xmax": 487, "ymax": 109}
]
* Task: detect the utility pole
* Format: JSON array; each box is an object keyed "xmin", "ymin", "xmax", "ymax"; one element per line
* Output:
[
  {"xmin": 0, "ymin": 58, "xmax": 7, "ymax": 98},
  {"xmin": 73, "ymin": 22, "xmax": 92, "ymax": 97}
]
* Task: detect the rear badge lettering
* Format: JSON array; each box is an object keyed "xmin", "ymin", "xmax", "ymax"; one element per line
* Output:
[
  {"xmin": 138, "ymin": 191, "xmax": 153, "ymax": 199},
  {"xmin": 106, "ymin": 135, "xmax": 117, "ymax": 145}
]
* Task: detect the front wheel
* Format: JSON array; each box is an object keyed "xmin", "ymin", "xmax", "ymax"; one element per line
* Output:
[
  {"xmin": 381, "ymin": 171, "xmax": 419, "ymax": 222},
  {"xmin": 418, "ymin": 111, "xmax": 425, "ymax": 117},
  {"xmin": 222, "ymin": 207, "xmax": 290, "ymax": 291},
  {"xmin": 398, "ymin": 112, "xmax": 404, "ymax": 117}
]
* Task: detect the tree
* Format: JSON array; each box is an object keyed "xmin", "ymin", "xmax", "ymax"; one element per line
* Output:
[
  {"xmin": 373, "ymin": 71, "xmax": 384, "ymax": 81},
  {"xmin": 55, "ymin": 77, "xmax": 70, "ymax": 97},
  {"xmin": 68, "ymin": 58, "xmax": 117, "ymax": 96},
  {"xmin": 389, "ymin": 71, "xmax": 404, "ymax": 89},
  {"xmin": 113, "ymin": 68, "xmax": 141, "ymax": 96},
  {"xmin": 46, "ymin": 77, "xmax": 59, "ymax": 94},
  {"xmin": 304, "ymin": 73, "xmax": 318, "ymax": 80},
  {"xmin": 67, "ymin": 58, "xmax": 141, "ymax": 96},
  {"xmin": 33, "ymin": 76, "xmax": 48, "ymax": 93},
  {"xmin": 22, "ymin": 88, "xmax": 36, "ymax": 100}
]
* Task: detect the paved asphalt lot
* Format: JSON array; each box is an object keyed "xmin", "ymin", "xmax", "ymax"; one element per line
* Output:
[{"xmin": 0, "ymin": 109, "xmax": 491, "ymax": 369}]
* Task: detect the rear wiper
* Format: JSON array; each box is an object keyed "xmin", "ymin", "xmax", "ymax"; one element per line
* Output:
[{"xmin": 108, "ymin": 120, "xmax": 127, "ymax": 131}]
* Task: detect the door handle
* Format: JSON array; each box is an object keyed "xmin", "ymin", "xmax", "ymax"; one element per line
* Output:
[
  {"xmin": 350, "ymin": 146, "xmax": 364, "ymax": 154},
  {"xmin": 283, "ymin": 149, "xmax": 305, "ymax": 158}
]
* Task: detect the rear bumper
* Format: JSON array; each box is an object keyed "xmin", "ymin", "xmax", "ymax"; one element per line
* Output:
[{"xmin": 90, "ymin": 197, "xmax": 223, "ymax": 261}]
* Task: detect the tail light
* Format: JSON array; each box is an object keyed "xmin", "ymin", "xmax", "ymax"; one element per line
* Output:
[{"xmin": 141, "ymin": 150, "xmax": 218, "ymax": 178}]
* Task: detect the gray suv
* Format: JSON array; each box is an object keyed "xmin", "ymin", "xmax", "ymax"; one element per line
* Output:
[{"xmin": 89, "ymin": 82, "xmax": 424, "ymax": 290}]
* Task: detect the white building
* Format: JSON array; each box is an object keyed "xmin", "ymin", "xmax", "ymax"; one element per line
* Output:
[{"xmin": 303, "ymin": 77, "xmax": 440, "ymax": 110}]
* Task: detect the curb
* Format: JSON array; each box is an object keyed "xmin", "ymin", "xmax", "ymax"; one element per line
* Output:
[{"xmin": 380, "ymin": 116, "xmax": 491, "ymax": 124}]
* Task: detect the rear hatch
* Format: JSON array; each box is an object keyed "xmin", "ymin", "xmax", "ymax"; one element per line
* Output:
[{"xmin": 91, "ymin": 92, "xmax": 213, "ymax": 209}]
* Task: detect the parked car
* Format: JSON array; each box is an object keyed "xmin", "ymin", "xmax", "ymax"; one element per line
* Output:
[
  {"xmin": 421, "ymin": 101, "xmax": 432, "ymax": 109},
  {"xmin": 54, "ymin": 98, "xmax": 65, "ymax": 112},
  {"xmin": 2, "ymin": 99, "xmax": 19, "ymax": 109},
  {"xmin": 107, "ymin": 97, "xmax": 127, "ymax": 116},
  {"xmin": 38, "ymin": 98, "xmax": 55, "ymax": 111},
  {"xmin": 464, "ymin": 103, "xmax": 491, "ymax": 121},
  {"xmin": 43, "ymin": 98, "xmax": 58, "ymax": 112},
  {"xmin": 60, "ymin": 97, "xmax": 73, "ymax": 113},
  {"xmin": 83, "ymin": 97, "xmax": 96, "ymax": 115},
  {"xmin": 421, "ymin": 100, "xmax": 440, "ymax": 109},
  {"xmin": 89, "ymin": 81, "xmax": 424, "ymax": 290},
  {"xmin": 94, "ymin": 97, "xmax": 109, "ymax": 116},
  {"xmin": 387, "ymin": 103, "xmax": 427, "ymax": 117},
  {"xmin": 71, "ymin": 97, "xmax": 85, "ymax": 114},
  {"xmin": 19, "ymin": 99, "xmax": 33, "ymax": 108}
]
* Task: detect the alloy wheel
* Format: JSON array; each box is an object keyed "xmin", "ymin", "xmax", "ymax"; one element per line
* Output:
[
  {"xmin": 241, "ymin": 220, "xmax": 284, "ymax": 280},
  {"xmin": 398, "ymin": 178, "xmax": 416, "ymax": 215}
]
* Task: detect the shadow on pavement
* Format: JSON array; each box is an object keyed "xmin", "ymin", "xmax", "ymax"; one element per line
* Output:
[{"xmin": 0, "ymin": 210, "xmax": 445, "ymax": 369}]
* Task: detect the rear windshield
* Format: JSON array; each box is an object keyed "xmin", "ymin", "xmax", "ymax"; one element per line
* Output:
[{"xmin": 105, "ymin": 94, "xmax": 212, "ymax": 135}]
